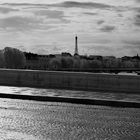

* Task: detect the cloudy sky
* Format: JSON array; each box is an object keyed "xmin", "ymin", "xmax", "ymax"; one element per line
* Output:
[{"xmin": 0, "ymin": 0, "xmax": 140, "ymax": 57}]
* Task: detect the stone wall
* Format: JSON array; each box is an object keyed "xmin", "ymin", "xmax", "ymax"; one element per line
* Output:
[{"xmin": 0, "ymin": 69, "xmax": 140, "ymax": 93}]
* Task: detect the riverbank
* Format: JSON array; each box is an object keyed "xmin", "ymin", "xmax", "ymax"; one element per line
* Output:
[{"xmin": 0, "ymin": 69, "xmax": 140, "ymax": 93}]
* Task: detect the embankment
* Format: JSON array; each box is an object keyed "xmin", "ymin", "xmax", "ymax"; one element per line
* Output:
[{"xmin": 0, "ymin": 69, "xmax": 140, "ymax": 93}]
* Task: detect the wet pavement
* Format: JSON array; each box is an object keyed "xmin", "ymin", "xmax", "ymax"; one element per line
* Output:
[{"xmin": 0, "ymin": 98, "xmax": 140, "ymax": 140}]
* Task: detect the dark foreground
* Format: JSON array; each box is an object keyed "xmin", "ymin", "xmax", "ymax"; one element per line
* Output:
[{"xmin": 0, "ymin": 98, "xmax": 140, "ymax": 140}]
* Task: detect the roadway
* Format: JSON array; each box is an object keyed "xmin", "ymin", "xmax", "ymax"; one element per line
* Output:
[{"xmin": 0, "ymin": 98, "xmax": 140, "ymax": 140}]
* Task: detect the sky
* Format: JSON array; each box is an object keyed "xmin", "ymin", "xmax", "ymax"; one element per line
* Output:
[{"xmin": 0, "ymin": 0, "xmax": 140, "ymax": 57}]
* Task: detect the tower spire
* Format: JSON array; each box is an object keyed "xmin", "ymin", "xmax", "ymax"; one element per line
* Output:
[{"xmin": 74, "ymin": 35, "xmax": 79, "ymax": 56}]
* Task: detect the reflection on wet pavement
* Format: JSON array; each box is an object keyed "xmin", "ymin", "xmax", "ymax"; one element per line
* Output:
[
  {"xmin": 0, "ymin": 86, "xmax": 140, "ymax": 102},
  {"xmin": 0, "ymin": 98, "xmax": 140, "ymax": 140}
]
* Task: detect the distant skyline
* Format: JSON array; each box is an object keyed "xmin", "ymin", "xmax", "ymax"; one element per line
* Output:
[{"xmin": 0, "ymin": 0, "xmax": 140, "ymax": 57}]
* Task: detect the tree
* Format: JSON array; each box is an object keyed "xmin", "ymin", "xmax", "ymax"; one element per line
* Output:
[
  {"xmin": 61, "ymin": 57, "xmax": 68, "ymax": 69},
  {"xmin": 122, "ymin": 60, "xmax": 135, "ymax": 68},
  {"xmin": 73, "ymin": 57, "xmax": 81, "ymax": 70},
  {"xmin": 61, "ymin": 56, "xmax": 73, "ymax": 69},
  {"xmin": 89, "ymin": 60, "xmax": 102, "ymax": 69},
  {"xmin": 49, "ymin": 57, "xmax": 62, "ymax": 70},
  {"xmin": 80, "ymin": 59, "xmax": 89, "ymax": 70},
  {"xmin": 0, "ymin": 50, "xmax": 5, "ymax": 68},
  {"xmin": 3, "ymin": 47, "xmax": 26, "ymax": 69},
  {"xmin": 102, "ymin": 58, "xmax": 120, "ymax": 68}
]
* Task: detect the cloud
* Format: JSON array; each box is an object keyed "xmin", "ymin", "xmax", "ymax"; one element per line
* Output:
[
  {"xmin": 82, "ymin": 44, "xmax": 118, "ymax": 56},
  {"xmin": 0, "ymin": 6, "xmax": 19, "ymax": 13},
  {"xmin": 122, "ymin": 45, "xmax": 140, "ymax": 56},
  {"xmin": 2, "ymin": 1, "xmax": 113, "ymax": 9},
  {"xmin": 33, "ymin": 9, "xmax": 70, "ymax": 23},
  {"xmin": 83, "ymin": 12, "xmax": 98, "ymax": 16},
  {"xmin": 35, "ymin": 48, "xmax": 49, "ymax": 55},
  {"xmin": 35, "ymin": 10, "xmax": 64, "ymax": 19},
  {"xmin": 0, "ymin": 16, "xmax": 53, "ymax": 31},
  {"xmin": 123, "ymin": 40, "xmax": 140, "ymax": 46},
  {"xmin": 27, "ymin": 44, "xmax": 50, "ymax": 54},
  {"xmin": 30, "ymin": 44, "xmax": 62, "ymax": 54},
  {"xmin": 135, "ymin": 0, "xmax": 140, "ymax": 3},
  {"xmin": 86, "ymin": 43, "xmax": 140, "ymax": 57},
  {"xmin": 100, "ymin": 25, "xmax": 115, "ymax": 32},
  {"xmin": 0, "ymin": 16, "xmax": 38, "ymax": 30},
  {"xmin": 52, "ymin": 46, "xmax": 61, "ymax": 52},
  {"xmin": 122, "ymin": 40, "xmax": 140, "ymax": 54},
  {"xmin": 1, "ymin": 3, "xmax": 41, "ymax": 6},
  {"xmin": 120, "ymin": 39, "xmax": 140, "ymax": 56},
  {"xmin": 123, "ymin": 45, "xmax": 140, "ymax": 51},
  {"xmin": 97, "ymin": 20, "xmax": 105, "ymax": 25},
  {"xmin": 0, "ymin": 6, "xmax": 70, "ymax": 29},
  {"xmin": 133, "ymin": 7, "xmax": 140, "ymax": 27},
  {"xmin": 33, "ymin": 10, "xmax": 71, "ymax": 25},
  {"xmin": 135, "ymin": 14, "xmax": 140, "ymax": 26},
  {"xmin": 54, "ymin": 1, "xmax": 113, "ymax": 9}
]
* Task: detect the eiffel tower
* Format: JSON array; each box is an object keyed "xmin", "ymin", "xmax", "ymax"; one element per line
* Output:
[{"xmin": 74, "ymin": 36, "xmax": 79, "ymax": 56}]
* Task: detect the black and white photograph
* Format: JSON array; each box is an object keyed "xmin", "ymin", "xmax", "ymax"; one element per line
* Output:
[{"xmin": 0, "ymin": 0, "xmax": 140, "ymax": 139}]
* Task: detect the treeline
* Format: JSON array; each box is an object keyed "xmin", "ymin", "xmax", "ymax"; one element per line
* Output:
[
  {"xmin": 46, "ymin": 56, "xmax": 140, "ymax": 71},
  {"xmin": 0, "ymin": 47, "xmax": 140, "ymax": 72},
  {"xmin": 24, "ymin": 51, "xmax": 140, "ymax": 71}
]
